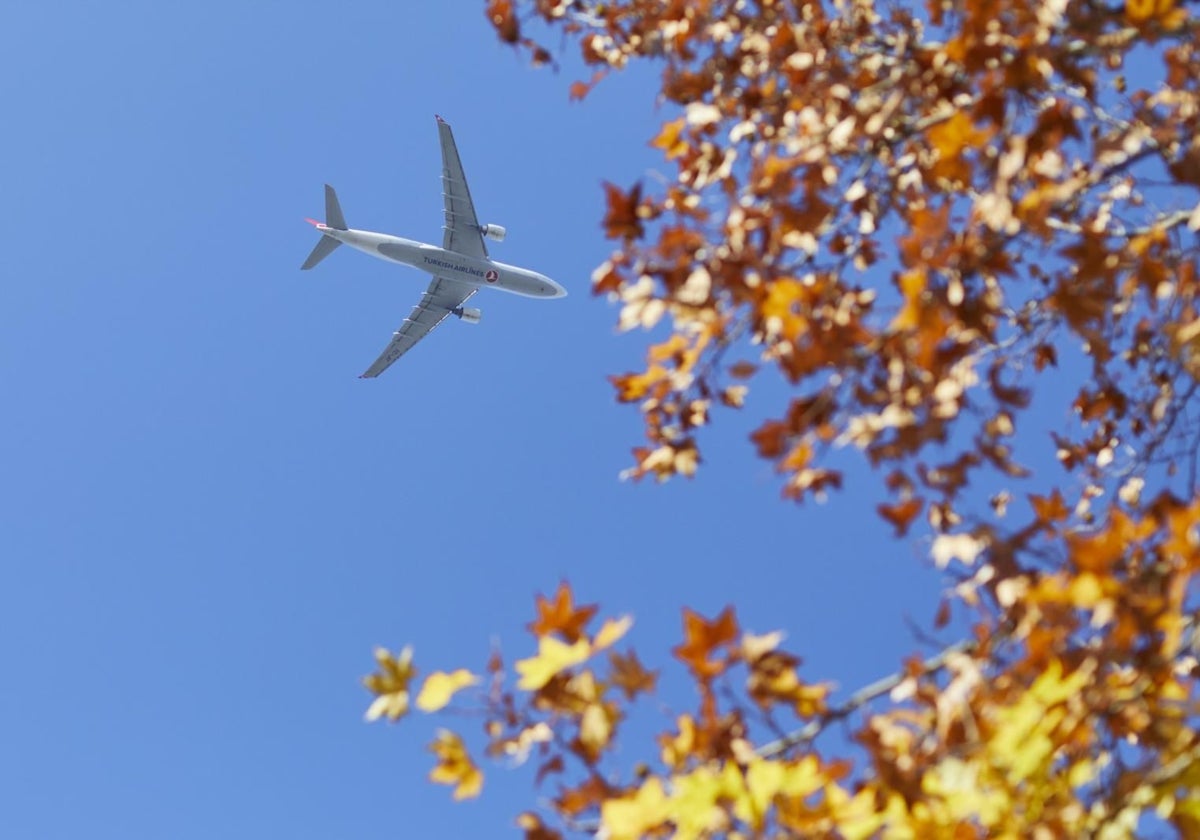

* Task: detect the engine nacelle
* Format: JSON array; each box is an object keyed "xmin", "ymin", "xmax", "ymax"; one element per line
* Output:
[
  {"xmin": 454, "ymin": 306, "xmax": 482, "ymax": 325},
  {"xmin": 481, "ymin": 223, "xmax": 507, "ymax": 242}
]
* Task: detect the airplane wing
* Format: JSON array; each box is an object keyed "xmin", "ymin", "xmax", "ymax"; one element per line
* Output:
[
  {"xmin": 436, "ymin": 116, "xmax": 489, "ymax": 259},
  {"xmin": 359, "ymin": 276, "xmax": 477, "ymax": 378}
]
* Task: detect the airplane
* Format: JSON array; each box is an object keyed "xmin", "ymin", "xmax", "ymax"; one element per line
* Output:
[{"xmin": 301, "ymin": 114, "xmax": 567, "ymax": 377}]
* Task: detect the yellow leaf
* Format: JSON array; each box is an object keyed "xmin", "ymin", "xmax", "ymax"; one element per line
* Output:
[
  {"xmin": 1125, "ymin": 0, "xmax": 1177, "ymax": 24},
  {"xmin": 652, "ymin": 117, "xmax": 689, "ymax": 160},
  {"xmin": 602, "ymin": 777, "xmax": 670, "ymax": 840},
  {"xmin": 428, "ymin": 729, "xmax": 483, "ymax": 800},
  {"xmin": 660, "ymin": 714, "xmax": 697, "ymax": 770},
  {"xmin": 890, "ymin": 269, "xmax": 926, "ymax": 331},
  {"xmin": 735, "ymin": 756, "xmax": 825, "ymax": 828},
  {"xmin": 827, "ymin": 785, "xmax": 886, "ymax": 840},
  {"xmin": 579, "ymin": 702, "xmax": 614, "ymax": 758},
  {"xmin": 415, "ymin": 669, "xmax": 480, "ymax": 712},
  {"xmin": 515, "ymin": 636, "xmax": 591, "ymax": 690},
  {"xmin": 670, "ymin": 765, "xmax": 735, "ymax": 840},
  {"xmin": 593, "ymin": 615, "xmax": 633, "ymax": 651},
  {"xmin": 922, "ymin": 757, "xmax": 1009, "ymax": 827},
  {"xmin": 363, "ymin": 645, "xmax": 416, "ymax": 722}
]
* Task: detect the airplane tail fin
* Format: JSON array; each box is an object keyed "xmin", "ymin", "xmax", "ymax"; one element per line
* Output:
[
  {"xmin": 324, "ymin": 184, "xmax": 347, "ymax": 231},
  {"xmin": 300, "ymin": 184, "xmax": 349, "ymax": 270}
]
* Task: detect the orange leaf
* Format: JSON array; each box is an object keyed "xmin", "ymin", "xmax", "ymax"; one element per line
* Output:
[
  {"xmin": 673, "ymin": 607, "xmax": 739, "ymax": 679},
  {"xmin": 1030, "ymin": 490, "xmax": 1069, "ymax": 525},
  {"xmin": 890, "ymin": 269, "xmax": 926, "ymax": 331},
  {"xmin": 487, "ymin": 0, "xmax": 519, "ymax": 43},
  {"xmin": 878, "ymin": 498, "xmax": 923, "ymax": 536},
  {"xmin": 569, "ymin": 80, "xmax": 591, "ymax": 101},
  {"xmin": 528, "ymin": 581, "xmax": 598, "ymax": 642},
  {"xmin": 651, "ymin": 118, "xmax": 689, "ymax": 160},
  {"xmin": 1125, "ymin": 0, "xmax": 1180, "ymax": 24},
  {"xmin": 927, "ymin": 112, "xmax": 992, "ymax": 184}
]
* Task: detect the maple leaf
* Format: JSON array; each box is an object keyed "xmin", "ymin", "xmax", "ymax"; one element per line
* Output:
[
  {"xmin": 601, "ymin": 181, "xmax": 646, "ymax": 240},
  {"xmin": 556, "ymin": 776, "xmax": 611, "ymax": 818},
  {"xmin": 651, "ymin": 118, "xmax": 689, "ymax": 160},
  {"xmin": 416, "ymin": 669, "xmax": 480, "ymax": 713},
  {"xmin": 363, "ymin": 645, "xmax": 416, "ymax": 722},
  {"xmin": 601, "ymin": 777, "xmax": 670, "ymax": 840},
  {"xmin": 428, "ymin": 729, "xmax": 484, "ymax": 800},
  {"xmin": 1030, "ymin": 490, "xmax": 1069, "ymax": 526},
  {"xmin": 673, "ymin": 607, "xmax": 739, "ymax": 679},
  {"xmin": 927, "ymin": 112, "xmax": 992, "ymax": 185},
  {"xmin": 516, "ymin": 636, "xmax": 592, "ymax": 690},
  {"xmin": 528, "ymin": 582, "xmax": 598, "ymax": 642},
  {"xmin": 609, "ymin": 650, "xmax": 658, "ymax": 700}
]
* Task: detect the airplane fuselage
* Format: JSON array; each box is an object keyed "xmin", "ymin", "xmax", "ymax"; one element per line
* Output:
[{"xmin": 315, "ymin": 225, "xmax": 566, "ymax": 299}]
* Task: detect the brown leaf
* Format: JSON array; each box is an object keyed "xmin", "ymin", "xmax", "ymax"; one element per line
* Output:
[
  {"xmin": 878, "ymin": 498, "xmax": 924, "ymax": 537},
  {"xmin": 601, "ymin": 181, "xmax": 645, "ymax": 240},
  {"xmin": 528, "ymin": 582, "xmax": 598, "ymax": 643},
  {"xmin": 486, "ymin": 0, "xmax": 519, "ymax": 43},
  {"xmin": 609, "ymin": 650, "xmax": 658, "ymax": 700}
]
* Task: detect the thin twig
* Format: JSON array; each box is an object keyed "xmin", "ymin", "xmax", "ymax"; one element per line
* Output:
[{"xmin": 757, "ymin": 636, "xmax": 978, "ymax": 759}]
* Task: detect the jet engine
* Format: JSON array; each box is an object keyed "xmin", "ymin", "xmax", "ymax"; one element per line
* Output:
[
  {"xmin": 453, "ymin": 306, "xmax": 482, "ymax": 325},
  {"xmin": 481, "ymin": 224, "xmax": 507, "ymax": 242}
]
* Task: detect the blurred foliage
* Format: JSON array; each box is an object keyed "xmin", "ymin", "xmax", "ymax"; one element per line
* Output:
[{"xmin": 366, "ymin": 0, "xmax": 1200, "ymax": 835}]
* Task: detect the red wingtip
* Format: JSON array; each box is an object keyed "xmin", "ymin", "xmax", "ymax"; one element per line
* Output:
[{"xmin": 304, "ymin": 217, "xmax": 323, "ymax": 227}]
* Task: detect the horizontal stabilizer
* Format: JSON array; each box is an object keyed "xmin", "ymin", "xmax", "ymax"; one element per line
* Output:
[
  {"xmin": 301, "ymin": 235, "xmax": 341, "ymax": 270},
  {"xmin": 325, "ymin": 184, "xmax": 347, "ymax": 231}
]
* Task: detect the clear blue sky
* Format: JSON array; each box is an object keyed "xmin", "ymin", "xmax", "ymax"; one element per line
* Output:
[{"xmin": 2, "ymin": 3, "xmax": 957, "ymax": 837}]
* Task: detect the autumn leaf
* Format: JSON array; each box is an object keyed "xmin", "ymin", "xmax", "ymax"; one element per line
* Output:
[
  {"xmin": 609, "ymin": 650, "xmax": 658, "ymax": 700},
  {"xmin": 652, "ymin": 118, "xmax": 689, "ymax": 161},
  {"xmin": 601, "ymin": 777, "xmax": 670, "ymax": 840},
  {"xmin": 486, "ymin": 0, "xmax": 519, "ymax": 43},
  {"xmin": 602, "ymin": 181, "xmax": 645, "ymax": 240},
  {"xmin": 1125, "ymin": 0, "xmax": 1185, "ymax": 27},
  {"xmin": 428, "ymin": 729, "xmax": 484, "ymax": 800},
  {"xmin": 890, "ymin": 269, "xmax": 927, "ymax": 331},
  {"xmin": 516, "ymin": 812, "xmax": 563, "ymax": 840},
  {"xmin": 673, "ymin": 606, "xmax": 739, "ymax": 679},
  {"xmin": 363, "ymin": 645, "xmax": 416, "ymax": 722},
  {"xmin": 528, "ymin": 581, "xmax": 597, "ymax": 642},
  {"xmin": 578, "ymin": 702, "xmax": 615, "ymax": 759},
  {"xmin": 927, "ymin": 111, "xmax": 993, "ymax": 184},
  {"xmin": 878, "ymin": 498, "xmax": 923, "ymax": 537},
  {"xmin": 592, "ymin": 615, "xmax": 633, "ymax": 650},
  {"xmin": 1030, "ymin": 490, "xmax": 1069, "ymax": 525},
  {"xmin": 415, "ymin": 669, "xmax": 480, "ymax": 713},
  {"xmin": 516, "ymin": 636, "xmax": 592, "ymax": 690}
]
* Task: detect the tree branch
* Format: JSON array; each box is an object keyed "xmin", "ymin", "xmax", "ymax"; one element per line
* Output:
[{"xmin": 757, "ymin": 637, "xmax": 978, "ymax": 759}]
